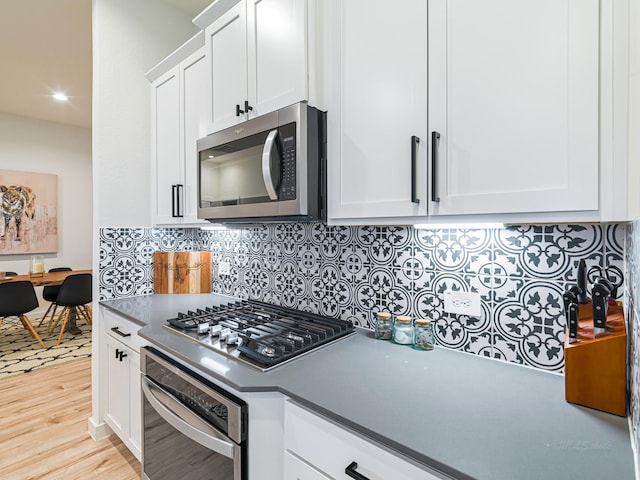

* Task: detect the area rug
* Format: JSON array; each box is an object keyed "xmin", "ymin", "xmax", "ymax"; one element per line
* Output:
[{"xmin": 0, "ymin": 316, "xmax": 92, "ymax": 378}]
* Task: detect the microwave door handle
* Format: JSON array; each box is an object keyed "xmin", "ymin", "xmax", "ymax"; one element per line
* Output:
[
  {"xmin": 262, "ymin": 129, "xmax": 279, "ymax": 201},
  {"xmin": 141, "ymin": 376, "xmax": 236, "ymax": 458}
]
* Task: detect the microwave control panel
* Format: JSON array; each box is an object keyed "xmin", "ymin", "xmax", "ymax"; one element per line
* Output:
[{"xmin": 280, "ymin": 135, "xmax": 296, "ymax": 200}]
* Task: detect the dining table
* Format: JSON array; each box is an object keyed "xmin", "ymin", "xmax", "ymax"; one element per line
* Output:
[
  {"xmin": 4, "ymin": 269, "xmax": 92, "ymax": 287},
  {"xmin": 1, "ymin": 269, "xmax": 93, "ymax": 335}
]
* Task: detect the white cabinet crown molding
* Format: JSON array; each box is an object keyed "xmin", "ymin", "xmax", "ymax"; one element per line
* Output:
[
  {"xmin": 145, "ymin": 31, "xmax": 205, "ymax": 82},
  {"xmin": 193, "ymin": 0, "xmax": 243, "ymax": 29}
]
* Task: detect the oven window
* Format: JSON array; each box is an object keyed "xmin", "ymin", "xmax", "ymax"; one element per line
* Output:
[
  {"xmin": 200, "ymin": 130, "xmax": 273, "ymax": 207},
  {"xmin": 143, "ymin": 395, "xmax": 237, "ymax": 480},
  {"xmin": 145, "ymin": 359, "xmax": 230, "ymax": 434}
]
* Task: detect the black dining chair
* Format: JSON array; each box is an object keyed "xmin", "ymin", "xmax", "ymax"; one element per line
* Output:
[
  {"xmin": 48, "ymin": 273, "xmax": 92, "ymax": 346},
  {"xmin": 1, "ymin": 271, "xmax": 18, "ymax": 277},
  {"xmin": 0, "ymin": 280, "xmax": 47, "ymax": 348},
  {"xmin": 37, "ymin": 267, "xmax": 72, "ymax": 332}
]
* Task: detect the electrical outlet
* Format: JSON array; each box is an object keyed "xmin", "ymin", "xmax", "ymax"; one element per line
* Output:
[
  {"xmin": 443, "ymin": 291, "xmax": 481, "ymax": 317},
  {"xmin": 218, "ymin": 260, "xmax": 231, "ymax": 276}
]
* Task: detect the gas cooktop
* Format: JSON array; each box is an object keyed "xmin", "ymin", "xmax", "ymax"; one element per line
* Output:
[{"xmin": 163, "ymin": 299, "xmax": 355, "ymax": 371}]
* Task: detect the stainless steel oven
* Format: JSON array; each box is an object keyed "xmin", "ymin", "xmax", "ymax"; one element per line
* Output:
[
  {"xmin": 141, "ymin": 347, "xmax": 247, "ymax": 480},
  {"xmin": 197, "ymin": 101, "xmax": 326, "ymax": 223}
]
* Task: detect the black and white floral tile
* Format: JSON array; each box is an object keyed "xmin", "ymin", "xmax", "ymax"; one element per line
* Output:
[
  {"xmin": 99, "ymin": 223, "xmax": 625, "ymax": 373},
  {"xmin": 625, "ymin": 221, "xmax": 640, "ymax": 466},
  {"xmin": 99, "ymin": 227, "xmax": 199, "ymax": 299}
]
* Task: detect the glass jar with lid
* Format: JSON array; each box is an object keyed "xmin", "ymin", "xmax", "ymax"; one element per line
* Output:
[
  {"xmin": 374, "ymin": 312, "xmax": 393, "ymax": 340},
  {"xmin": 413, "ymin": 319, "xmax": 434, "ymax": 350},
  {"xmin": 392, "ymin": 315, "xmax": 414, "ymax": 345}
]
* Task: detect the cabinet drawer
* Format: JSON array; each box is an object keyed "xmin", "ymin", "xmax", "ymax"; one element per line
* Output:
[
  {"xmin": 284, "ymin": 401, "xmax": 443, "ymax": 480},
  {"xmin": 102, "ymin": 308, "xmax": 144, "ymax": 351},
  {"xmin": 284, "ymin": 450, "xmax": 331, "ymax": 480}
]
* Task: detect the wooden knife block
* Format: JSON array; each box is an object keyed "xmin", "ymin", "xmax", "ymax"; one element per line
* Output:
[{"xmin": 564, "ymin": 302, "xmax": 626, "ymax": 416}]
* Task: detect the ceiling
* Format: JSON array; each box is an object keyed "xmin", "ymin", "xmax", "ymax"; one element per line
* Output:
[{"xmin": 0, "ymin": 0, "xmax": 211, "ymax": 129}]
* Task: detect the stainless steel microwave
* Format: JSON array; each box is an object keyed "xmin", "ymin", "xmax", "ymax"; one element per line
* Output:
[{"xmin": 197, "ymin": 102, "xmax": 326, "ymax": 223}]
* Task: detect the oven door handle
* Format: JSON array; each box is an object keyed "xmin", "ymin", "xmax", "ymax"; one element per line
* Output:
[
  {"xmin": 261, "ymin": 129, "xmax": 280, "ymax": 201},
  {"xmin": 141, "ymin": 376, "xmax": 236, "ymax": 458}
]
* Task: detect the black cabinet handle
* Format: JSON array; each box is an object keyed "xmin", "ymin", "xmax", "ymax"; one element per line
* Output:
[
  {"xmin": 411, "ymin": 136, "xmax": 420, "ymax": 204},
  {"xmin": 115, "ymin": 348, "xmax": 121, "ymax": 359},
  {"xmin": 431, "ymin": 131, "xmax": 441, "ymax": 202},
  {"xmin": 236, "ymin": 104, "xmax": 244, "ymax": 116},
  {"xmin": 176, "ymin": 184, "xmax": 184, "ymax": 218},
  {"xmin": 244, "ymin": 100, "xmax": 253, "ymax": 112},
  {"xmin": 118, "ymin": 351, "xmax": 128, "ymax": 361},
  {"xmin": 171, "ymin": 185, "xmax": 177, "ymax": 217},
  {"xmin": 345, "ymin": 461, "xmax": 371, "ymax": 480},
  {"xmin": 111, "ymin": 326, "xmax": 131, "ymax": 338}
]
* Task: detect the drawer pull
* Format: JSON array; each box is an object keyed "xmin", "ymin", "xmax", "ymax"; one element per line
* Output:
[
  {"xmin": 345, "ymin": 461, "xmax": 371, "ymax": 480},
  {"xmin": 111, "ymin": 326, "xmax": 131, "ymax": 338}
]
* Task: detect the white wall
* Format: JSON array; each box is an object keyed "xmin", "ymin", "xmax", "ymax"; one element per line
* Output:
[
  {"xmin": 93, "ymin": 0, "xmax": 200, "ymax": 227},
  {"xmin": 0, "ymin": 112, "xmax": 92, "ymax": 312},
  {"xmin": 90, "ymin": 0, "xmax": 203, "ymax": 441},
  {"xmin": 629, "ymin": 0, "xmax": 640, "ymax": 218}
]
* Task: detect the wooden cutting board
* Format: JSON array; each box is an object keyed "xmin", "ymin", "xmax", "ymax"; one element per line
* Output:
[{"xmin": 153, "ymin": 251, "xmax": 212, "ymax": 294}]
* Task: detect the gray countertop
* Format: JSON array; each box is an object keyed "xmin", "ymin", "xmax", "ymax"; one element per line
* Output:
[{"xmin": 101, "ymin": 294, "xmax": 635, "ymax": 480}]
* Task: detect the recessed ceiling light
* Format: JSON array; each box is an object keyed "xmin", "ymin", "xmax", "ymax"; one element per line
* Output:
[{"xmin": 52, "ymin": 92, "xmax": 68, "ymax": 102}]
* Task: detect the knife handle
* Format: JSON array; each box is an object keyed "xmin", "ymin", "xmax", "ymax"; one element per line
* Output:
[
  {"xmin": 591, "ymin": 283, "xmax": 610, "ymax": 330},
  {"xmin": 576, "ymin": 260, "xmax": 590, "ymax": 304},
  {"xmin": 568, "ymin": 303, "xmax": 578, "ymax": 343}
]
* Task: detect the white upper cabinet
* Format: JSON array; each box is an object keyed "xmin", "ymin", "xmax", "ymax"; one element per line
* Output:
[
  {"xmin": 148, "ymin": 33, "xmax": 208, "ymax": 226},
  {"xmin": 201, "ymin": 0, "xmax": 309, "ymax": 134},
  {"xmin": 324, "ymin": 0, "xmax": 627, "ymax": 224},
  {"xmin": 206, "ymin": 2, "xmax": 248, "ymax": 131},
  {"xmin": 428, "ymin": 0, "xmax": 599, "ymax": 217},
  {"xmin": 181, "ymin": 47, "xmax": 209, "ymax": 223},
  {"xmin": 326, "ymin": 0, "xmax": 429, "ymax": 220},
  {"xmin": 246, "ymin": 0, "xmax": 307, "ymax": 117},
  {"xmin": 151, "ymin": 68, "xmax": 181, "ymax": 225}
]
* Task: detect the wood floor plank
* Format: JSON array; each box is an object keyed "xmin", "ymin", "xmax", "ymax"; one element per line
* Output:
[{"xmin": 0, "ymin": 357, "xmax": 141, "ymax": 480}]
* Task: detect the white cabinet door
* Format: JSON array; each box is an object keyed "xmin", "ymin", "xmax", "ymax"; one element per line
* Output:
[
  {"xmin": 206, "ymin": 1, "xmax": 248, "ymax": 132},
  {"xmin": 181, "ymin": 48, "xmax": 208, "ymax": 224},
  {"xmin": 102, "ymin": 308, "xmax": 144, "ymax": 461},
  {"xmin": 151, "ymin": 68, "xmax": 181, "ymax": 224},
  {"xmin": 246, "ymin": 0, "xmax": 307, "ymax": 117},
  {"xmin": 205, "ymin": 0, "xmax": 310, "ymax": 133},
  {"xmin": 128, "ymin": 349, "xmax": 141, "ymax": 459},
  {"xmin": 428, "ymin": 0, "xmax": 599, "ymax": 216},
  {"xmin": 327, "ymin": 0, "xmax": 429, "ymax": 220},
  {"xmin": 105, "ymin": 337, "xmax": 131, "ymax": 440},
  {"xmin": 284, "ymin": 451, "xmax": 331, "ymax": 480},
  {"xmin": 151, "ymin": 46, "xmax": 208, "ymax": 226}
]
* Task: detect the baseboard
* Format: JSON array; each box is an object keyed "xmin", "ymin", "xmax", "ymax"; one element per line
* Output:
[{"xmin": 88, "ymin": 416, "xmax": 113, "ymax": 441}]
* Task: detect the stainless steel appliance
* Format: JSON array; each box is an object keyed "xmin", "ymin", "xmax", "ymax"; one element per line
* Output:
[
  {"xmin": 197, "ymin": 102, "xmax": 326, "ymax": 223},
  {"xmin": 141, "ymin": 347, "xmax": 248, "ymax": 480},
  {"xmin": 164, "ymin": 299, "xmax": 355, "ymax": 371}
]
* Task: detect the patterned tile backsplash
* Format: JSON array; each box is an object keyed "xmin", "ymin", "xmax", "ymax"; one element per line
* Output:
[
  {"xmin": 625, "ymin": 221, "xmax": 640, "ymax": 466},
  {"xmin": 99, "ymin": 223, "xmax": 625, "ymax": 374}
]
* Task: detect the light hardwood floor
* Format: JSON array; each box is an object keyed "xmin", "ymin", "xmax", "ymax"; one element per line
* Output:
[{"xmin": 0, "ymin": 357, "xmax": 141, "ymax": 480}]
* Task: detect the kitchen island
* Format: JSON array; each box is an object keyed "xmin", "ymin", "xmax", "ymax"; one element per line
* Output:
[{"xmin": 101, "ymin": 293, "xmax": 636, "ymax": 480}]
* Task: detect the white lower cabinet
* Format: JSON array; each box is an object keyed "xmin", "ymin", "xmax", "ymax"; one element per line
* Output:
[
  {"xmin": 284, "ymin": 401, "xmax": 442, "ymax": 480},
  {"xmin": 285, "ymin": 451, "xmax": 332, "ymax": 480},
  {"xmin": 103, "ymin": 309, "xmax": 144, "ymax": 461}
]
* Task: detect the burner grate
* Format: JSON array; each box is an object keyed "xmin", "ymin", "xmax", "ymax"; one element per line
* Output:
[{"xmin": 165, "ymin": 299, "xmax": 355, "ymax": 370}]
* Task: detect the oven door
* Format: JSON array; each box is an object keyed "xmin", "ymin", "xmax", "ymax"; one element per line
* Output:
[{"xmin": 141, "ymin": 376, "xmax": 244, "ymax": 480}]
